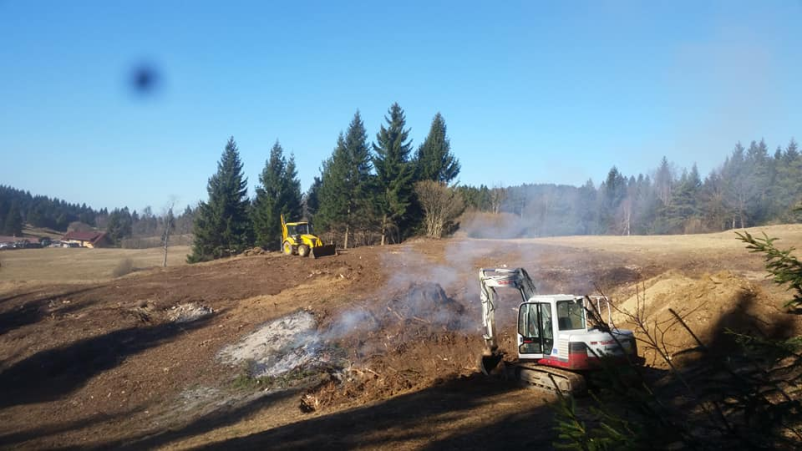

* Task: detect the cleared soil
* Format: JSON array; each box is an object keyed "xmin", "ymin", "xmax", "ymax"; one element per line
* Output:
[{"xmin": 1, "ymin": 226, "xmax": 801, "ymax": 450}]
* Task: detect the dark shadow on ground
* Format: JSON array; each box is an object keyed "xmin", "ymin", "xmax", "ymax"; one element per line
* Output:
[
  {"xmin": 0, "ymin": 317, "xmax": 211, "ymax": 408},
  {"xmin": 0, "ymin": 287, "xmax": 96, "ymax": 336},
  {"xmin": 0, "ymin": 289, "xmax": 43, "ymax": 305},
  {"xmin": 170, "ymin": 376, "xmax": 557, "ymax": 451},
  {"xmin": 109, "ymin": 388, "xmax": 302, "ymax": 450},
  {"xmin": 0, "ymin": 408, "xmax": 142, "ymax": 448}
]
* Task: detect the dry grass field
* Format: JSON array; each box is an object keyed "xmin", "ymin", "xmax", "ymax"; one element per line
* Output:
[{"xmin": 0, "ymin": 245, "xmax": 191, "ymax": 286}]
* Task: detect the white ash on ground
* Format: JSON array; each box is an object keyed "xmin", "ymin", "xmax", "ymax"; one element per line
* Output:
[
  {"xmin": 168, "ymin": 303, "xmax": 214, "ymax": 323},
  {"xmin": 217, "ymin": 310, "xmax": 337, "ymax": 379}
]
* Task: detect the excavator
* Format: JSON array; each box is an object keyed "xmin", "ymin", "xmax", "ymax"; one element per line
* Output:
[
  {"xmin": 280, "ymin": 215, "xmax": 337, "ymax": 258},
  {"xmin": 479, "ymin": 268, "xmax": 640, "ymax": 394}
]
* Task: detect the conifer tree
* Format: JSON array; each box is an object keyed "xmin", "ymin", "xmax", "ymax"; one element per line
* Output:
[
  {"xmin": 372, "ymin": 103, "xmax": 415, "ymax": 245},
  {"xmin": 284, "ymin": 154, "xmax": 303, "ymax": 220},
  {"xmin": 317, "ymin": 111, "xmax": 373, "ymax": 249},
  {"xmin": 778, "ymin": 139, "xmax": 802, "ymax": 218},
  {"xmin": 415, "ymin": 113, "xmax": 460, "ymax": 184},
  {"xmin": 106, "ymin": 207, "xmax": 133, "ymax": 245},
  {"xmin": 668, "ymin": 164, "xmax": 702, "ymax": 231},
  {"xmin": 252, "ymin": 141, "xmax": 302, "ymax": 249},
  {"xmin": 3, "ymin": 200, "xmax": 22, "ymax": 236},
  {"xmin": 304, "ymin": 176, "xmax": 322, "ymax": 219},
  {"xmin": 188, "ymin": 137, "xmax": 251, "ymax": 262}
]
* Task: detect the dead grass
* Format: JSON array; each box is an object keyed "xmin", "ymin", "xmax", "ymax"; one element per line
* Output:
[
  {"xmin": 483, "ymin": 224, "xmax": 802, "ymax": 255},
  {"xmin": 111, "ymin": 257, "xmax": 136, "ymax": 278},
  {"xmin": 0, "ymin": 245, "xmax": 191, "ymax": 286}
]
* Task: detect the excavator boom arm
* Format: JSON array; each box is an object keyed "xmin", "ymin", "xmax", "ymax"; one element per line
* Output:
[{"xmin": 479, "ymin": 268, "xmax": 537, "ymax": 353}]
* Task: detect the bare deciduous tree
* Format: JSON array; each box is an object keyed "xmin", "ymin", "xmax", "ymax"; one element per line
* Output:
[
  {"xmin": 415, "ymin": 181, "xmax": 465, "ymax": 238},
  {"xmin": 489, "ymin": 185, "xmax": 506, "ymax": 214},
  {"xmin": 161, "ymin": 198, "xmax": 176, "ymax": 267}
]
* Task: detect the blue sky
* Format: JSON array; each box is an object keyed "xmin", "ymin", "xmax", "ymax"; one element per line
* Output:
[{"xmin": 1, "ymin": 1, "xmax": 800, "ymax": 212}]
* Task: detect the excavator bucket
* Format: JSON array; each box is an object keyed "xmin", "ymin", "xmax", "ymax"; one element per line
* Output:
[
  {"xmin": 311, "ymin": 244, "xmax": 337, "ymax": 259},
  {"xmin": 479, "ymin": 353, "xmax": 504, "ymax": 375}
]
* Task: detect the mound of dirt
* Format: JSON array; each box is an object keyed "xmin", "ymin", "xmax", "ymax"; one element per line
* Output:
[
  {"xmin": 241, "ymin": 247, "xmax": 269, "ymax": 257},
  {"xmin": 612, "ymin": 270, "xmax": 799, "ymax": 367}
]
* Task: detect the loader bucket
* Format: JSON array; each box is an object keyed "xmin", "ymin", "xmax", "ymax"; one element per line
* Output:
[{"xmin": 311, "ymin": 244, "xmax": 337, "ymax": 259}]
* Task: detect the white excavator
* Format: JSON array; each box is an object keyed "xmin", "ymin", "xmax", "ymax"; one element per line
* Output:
[{"xmin": 479, "ymin": 268, "xmax": 640, "ymax": 394}]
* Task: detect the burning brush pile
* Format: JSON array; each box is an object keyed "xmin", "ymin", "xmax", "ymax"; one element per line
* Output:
[
  {"xmin": 215, "ymin": 282, "xmax": 484, "ymax": 412},
  {"xmin": 301, "ymin": 282, "xmax": 484, "ymax": 412}
]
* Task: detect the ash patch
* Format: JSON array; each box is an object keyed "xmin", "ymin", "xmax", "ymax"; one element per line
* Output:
[
  {"xmin": 218, "ymin": 310, "xmax": 326, "ymax": 378},
  {"xmin": 169, "ymin": 303, "xmax": 214, "ymax": 323}
]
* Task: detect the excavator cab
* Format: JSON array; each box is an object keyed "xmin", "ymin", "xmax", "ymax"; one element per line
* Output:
[{"xmin": 479, "ymin": 267, "xmax": 640, "ymax": 388}]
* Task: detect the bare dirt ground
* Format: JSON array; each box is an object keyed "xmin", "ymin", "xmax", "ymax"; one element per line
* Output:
[{"xmin": 1, "ymin": 226, "xmax": 801, "ymax": 450}]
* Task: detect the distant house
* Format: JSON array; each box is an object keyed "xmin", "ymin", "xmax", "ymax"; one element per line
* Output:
[{"xmin": 61, "ymin": 231, "xmax": 110, "ymax": 248}]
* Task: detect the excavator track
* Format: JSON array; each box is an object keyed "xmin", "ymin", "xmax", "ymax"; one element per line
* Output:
[{"xmin": 514, "ymin": 363, "xmax": 587, "ymax": 396}]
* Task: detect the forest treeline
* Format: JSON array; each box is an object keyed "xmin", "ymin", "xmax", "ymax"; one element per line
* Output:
[
  {"xmin": 0, "ymin": 185, "xmax": 194, "ymax": 245},
  {"xmin": 459, "ymin": 138, "xmax": 802, "ymax": 237}
]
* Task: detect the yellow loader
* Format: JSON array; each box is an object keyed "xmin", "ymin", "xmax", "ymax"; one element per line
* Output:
[{"xmin": 280, "ymin": 215, "xmax": 337, "ymax": 258}]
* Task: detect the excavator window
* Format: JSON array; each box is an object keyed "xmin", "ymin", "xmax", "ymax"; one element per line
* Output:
[
  {"xmin": 557, "ymin": 300, "xmax": 586, "ymax": 331},
  {"xmin": 518, "ymin": 302, "xmax": 553, "ymax": 355},
  {"xmin": 518, "ymin": 303, "xmax": 541, "ymax": 354}
]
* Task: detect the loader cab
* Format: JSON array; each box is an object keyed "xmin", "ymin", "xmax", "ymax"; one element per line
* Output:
[
  {"xmin": 517, "ymin": 296, "xmax": 586, "ymax": 360},
  {"xmin": 286, "ymin": 222, "xmax": 311, "ymax": 237}
]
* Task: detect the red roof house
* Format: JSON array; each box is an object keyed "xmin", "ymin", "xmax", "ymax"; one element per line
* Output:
[{"xmin": 61, "ymin": 231, "xmax": 110, "ymax": 248}]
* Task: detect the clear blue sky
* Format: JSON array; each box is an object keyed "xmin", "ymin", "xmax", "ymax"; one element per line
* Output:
[{"xmin": 2, "ymin": 1, "xmax": 800, "ymax": 213}]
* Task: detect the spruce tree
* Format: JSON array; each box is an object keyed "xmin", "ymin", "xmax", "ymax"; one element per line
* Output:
[
  {"xmin": 415, "ymin": 113, "xmax": 460, "ymax": 184},
  {"xmin": 372, "ymin": 103, "xmax": 415, "ymax": 245},
  {"xmin": 316, "ymin": 136, "xmax": 349, "ymax": 233},
  {"xmin": 3, "ymin": 201, "xmax": 23, "ymax": 236},
  {"xmin": 283, "ymin": 154, "xmax": 303, "ymax": 221},
  {"xmin": 253, "ymin": 141, "xmax": 285, "ymax": 249},
  {"xmin": 252, "ymin": 143, "xmax": 303, "ymax": 250},
  {"xmin": 106, "ymin": 207, "xmax": 133, "ymax": 245},
  {"xmin": 304, "ymin": 176, "xmax": 322, "ymax": 219},
  {"xmin": 317, "ymin": 111, "xmax": 373, "ymax": 249},
  {"xmin": 188, "ymin": 137, "xmax": 251, "ymax": 262},
  {"xmin": 668, "ymin": 164, "xmax": 702, "ymax": 231}
]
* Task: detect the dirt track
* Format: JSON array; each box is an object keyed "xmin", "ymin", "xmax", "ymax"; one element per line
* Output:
[{"xmin": 1, "ymin": 226, "xmax": 801, "ymax": 450}]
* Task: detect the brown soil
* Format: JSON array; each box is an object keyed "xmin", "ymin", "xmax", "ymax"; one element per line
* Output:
[
  {"xmin": 611, "ymin": 270, "xmax": 800, "ymax": 368},
  {"xmin": 1, "ymin": 225, "xmax": 801, "ymax": 449}
]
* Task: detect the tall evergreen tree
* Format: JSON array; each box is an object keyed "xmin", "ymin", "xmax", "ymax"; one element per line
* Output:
[
  {"xmin": 723, "ymin": 143, "xmax": 748, "ymax": 228},
  {"xmin": 106, "ymin": 207, "xmax": 133, "ymax": 246},
  {"xmin": 415, "ymin": 113, "xmax": 460, "ymax": 184},
  {"xmin": 778, "ymin": 139, "xmax": 802, "ymax": 219},
  {"xmin": 668, "ymin": 164, "xmax": 702, "ymax": 231},
  {"xmin": 3, "ymin": 200, "xmax": 23, "ymax": 236},
  {"xmin": 188, "ymin": 137, "xmax": 251, "ymax": 262},
  {"xmin": 599, "ymin": 166, "xmax": 626, "ymax": 233},
  {"xmin": 251, "ymin": 141, "xmax": 301, "ymax": 249},
  {"xmin": 284, "ymin": 154, "xmax": 303, "ymax": 220},
  {"xmin": 372, "ymin": 103, "xmax": 415, "ymax": 245},
  {"xmin": 304, "ymin": 176, "xmax": 322, "ymax": 219},
  {"xmin": 316, "ymin": 111, "xmax": 373, "ymax": 249},
  {"xmin": 654, "ymin": 156, "xmax": 674, "ymax": 207}
]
